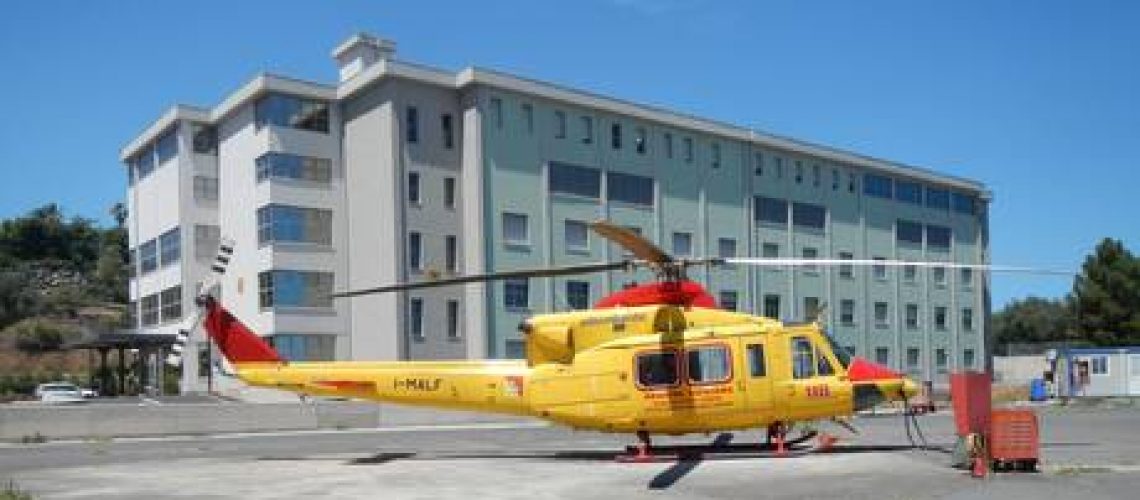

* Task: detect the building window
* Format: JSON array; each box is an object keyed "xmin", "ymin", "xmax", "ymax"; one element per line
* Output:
[
  {"xmin": 504, "ymin": 278, "xmax": 529, "ymax": 309},
  {"xmin": 135, "ymin": 145, "xmax": 155, "ymax": 180},
  {"xmin": 580, "ymin": 115, "xmax": 593, "ymax": 143},
  {"xmin": 160, "ymin": 285, "xmax": 182, "ymax": 323},
  {"xmin": 804, "ymin": 297, "xmax": 821, "ymax": 321},
  {"xmin": 934, "ymin": 306, "xmax": 948, "ymax": 330},
  {"xmin": 711, "ymin": 142, "xmax": 721, "ymax": 168},
  {"xmin": 812, "ymin": 164, "xmax": 820, "ymax": 187},
  {"xmin": 905, "ymin": 303, "xmax": 919, "ymax": 329},
  {"xmin": 683, "ymin": 137, "xmax": 693, "ymax": 163},
  {"xmin": 926, "ymin": 225, "xmax": 951, "ymax": 250},
  {"xmin": 896, "ymin": 180, "xmax": 922, "ymax": 205},
  {"xmin": 936, "ymin": 348, "xmax": 948, "ymax": 373},
  {"xmin": 688, "ymin": 346, "xmax": 731, "ymax": 383},
  {"xmin": 933, "ymin": 266, "xmax": 947, "ymax": 286},
  {"xmin": 490, "ymin": 97, "xmax": 503, "ymax": 129},
  {"xmin": 839, "ymin": 251, "xmax": 854, "ymax": 279},
  {"xmin": 755, "ymin": 196, "xmax": 788, "ymax": 225},
  {"xmin": 952, "ymin": 193, "xmax": 976, "ymax": 215},
  {"xmin": 792, "ymin": 337, "xmax": 815, "ymax": 379},
  {"xmin": 873, "ymin": 257, "xmax": 887, "ymax": 280},
  {"xmin": 610, "ymin": 122, "xmax": 623, "ymax": 149},
  {"xmin": 963, "ymin": 349, "xmax": 975, "ymax": 369},
  {"xmin": 960, "ymin": 268, "xmax": 973, "ymax": 287},
  {"xmin": 607, "ymin": 171, "xmax": 654, "ymax": 206},
  {"xmin": 522, "ymin": 103, "xmax": 533, "ymax": 133},
  {"xmin": 409, "ymin": 298, "xmax": 424, "ymax": 340},
  {"xmin": 566, "ymin": 281, "xmax": 590, "ymax": 310},
  {"xmin": 159, "ymin": 227, "xmax": 180, "ymax": 267},
  {"xmin": 255, "ymin": 152, "xmax": 333, "ymax": 184},
  {"xmin": 926, "ymin": 187, "xmax": 950, "ymax": 210},
  {"xmin": 141, "ymin": 294, "xmax": 159, "ymax": 326},
  {"xmin": 554, "ymin": 110, "xmax": 566, "ymax": 138},
  {"xmin": 407, "ymin": 172, "xmax": 421, "ymax": 204},
  {"xmin": 441, "ymin": 114, "xmax": 454, "ymax": 149},
  {"xmin": 906, "ymin": 348, "xmax": 921, "ymax": 374},
  {"xmin": 840, "ymin": 299, "xmax": 855, "ymax": 325},
  {"xmin": 194, "ymin": 225, "xmax": 221, "ymax": 261},
  {"xmin": 447, "ymin": 300, "xmax": 461, "ymax": 339},
  {"xmin": 664, "ymin": 133, "xmax": 674, "ymax": 158},
  {"xmin": 962, "ymin": 307, "xmax": 974, "ymax": 331},
  {"xmin": 637, "ymin": 351, "xmax": 679, "ymax": 387},
  {"xmin": 408, "ymin": 232, "xmax": 423, "ymax": 271},
  {"xmin": 717, "ymin": 238, "xmax": 736, "ymax": 259},
  {"xmin": 444, "ymin": 177, "xmax": 456, "ymax": 209},
  {"xmin": 271, "ymin": 334, "xmax": 334, "ymax": 361},
  {"xmin": 719, "ymin": 290, "xmax": 738, "ymax": 311},
  {"xmin": 258, "ymin": 270, "xmax": 334, "ymax": 309},
  {"xmin": 875, "ymin": 347, "xmax": 890, "ymax": 366},
  {"xmin": 256, "ymin": 205, "xmax": 332, "ymax": 246},
  {"xmin": 406, "ymin": 106, "xmax": 419, "ymax": 143},
  {"xmin": 802, "ymin": 247, "xmax": 819, "ymax": 274},
  {"xmin": 774, "ymin": 157, "xmax": 784, "ymax": 178},
  {"xmin": 848, "ymin": 172, "xmax": 857, "ymax": 192},
  {"xmin": 444, "ymin": 300, "xmax": 462, "ymax": 341},
  {"xmin": 762, "ymin": 243, "xmax": 779, "ymax": 258},
  {"xmin": 763, "ymin": 294, "xmax": 780, "ymax": 319},
  {"xmin": 139, "ymin": 239, "xmax": 157, "ymax": 274},
  {"xmin": 193, "ymin": 176, "xmax": 219, "ymax": 201},
  {"xmin": 792, "ymin": 202, "xmax": 826, "ymax": 230},
  {"xmin": 754, "ymin": 152, "xmax": 764, "ymax": 176},
  {"xmin": 502, "ymin": 212, "xmax": 529, "ymax": 246},
  {"xmin": 635, "ymin": 127, "xmax": 647, "ymax": 154},
  {"xmin": 565, "ymin": 220, "xmax": 589, "ymax": 252},
  {"xmin": 904, "ymin": 265, "xmax": 917, "ymax": 283},
  {"xmin": 864, "ymin": 173, "xmax": 893, "ymax": 199},
  {"xmin": 874, "ymin": 302, "xmax": 889, "ymax": 326},
  {"xmin": 748, "ymin": 344, "xmax": 766, "ymax": 377},
  {"xmin": 445, "ymin": 235, "xmax": 458, "ymax": 272},
  {"xmin": 155, "ymin": 126, "xmax": 179, "ymax": 165},
  {"xmin": 671, "ymin": 232, "xmax": 692, "ymax": 257},
  {"xmin": 191, "ymin": 123, "xmax": 217, "ymax": 155},
  {"xmin": 254, "ymin": 94, "xmax": 329, "ymax": 133},
  {"xmin": 549, "ymin": 162, "xmax": 601, "ymax": 198},
  {"xmin": 1091, "ymin": 356, "xmax": 1108, "ymax": 375},
  {"xmin": 831, "ymin": 168, "xmax": 840, "ymax": 190},
  {"xmin": 897, "ymin": 220, "xmax": 923, "ymax": 245}
]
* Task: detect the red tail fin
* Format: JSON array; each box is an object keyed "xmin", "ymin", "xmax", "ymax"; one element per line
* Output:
[{"xmin": 201, "ymin": 297, "xmax": 284, "ymax": 364}]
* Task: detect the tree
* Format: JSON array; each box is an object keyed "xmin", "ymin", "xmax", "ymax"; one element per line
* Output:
[
  {"xmin": 993, "ymin": 296, "xmax": 1076, "ymax": 346},
  {"xmin": 4, "ymin": 318, "xmax": 76, "ymax": 354},
  {"xmin": 0, "ymin": 270, "xmax": 40, "ymax": 329},
  {"xmin": 1072, "ymin": 238, "xmax": 1140, "ymax": 345}
]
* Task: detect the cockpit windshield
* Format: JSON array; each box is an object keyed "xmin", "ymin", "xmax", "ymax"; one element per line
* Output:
[{"xmin": 821, "ymin": 329, "xmax": 851, "ymax": 368}]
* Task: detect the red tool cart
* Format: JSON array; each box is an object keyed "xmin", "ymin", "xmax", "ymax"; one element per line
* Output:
[{"xmin": 989, "ymin": 409, "xmax": 1040, "ymax": 472}]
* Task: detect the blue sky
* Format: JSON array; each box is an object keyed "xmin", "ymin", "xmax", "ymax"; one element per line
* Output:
[{"xmin": 1, "ymin": 0, "xmax": 1137, "ymax": 307}]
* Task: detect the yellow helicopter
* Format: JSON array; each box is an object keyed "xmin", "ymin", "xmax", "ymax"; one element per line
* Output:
[{"xmin": 186, "ymin": 221, "xmax": 948, "ymax": 458}]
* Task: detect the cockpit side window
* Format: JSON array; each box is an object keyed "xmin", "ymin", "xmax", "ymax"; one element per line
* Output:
[
  {"xmin": 636, "ymin": 351, "xmax": 679, "ymax": 388},
  {"xmin": 791, "ymin": 336, "xmax": 815, "ymax": 379}
]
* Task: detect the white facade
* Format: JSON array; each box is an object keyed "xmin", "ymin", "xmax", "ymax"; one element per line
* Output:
[{"xmin": 121, "ymin": 34, "xmax": 992, "ymax": 390}]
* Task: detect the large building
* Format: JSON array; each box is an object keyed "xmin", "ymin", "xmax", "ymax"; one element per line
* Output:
[{"xmin": 121, "ymin": 34, "xmax": 991, "ymax": 392}]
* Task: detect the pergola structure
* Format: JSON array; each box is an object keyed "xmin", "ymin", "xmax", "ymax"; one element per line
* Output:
[{"xmin": 66, "ymin": 332, "xmax": 178, "ymax": 396}]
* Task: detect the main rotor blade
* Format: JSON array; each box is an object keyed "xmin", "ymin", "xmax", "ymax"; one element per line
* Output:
[
  {"xmin": 589, "ymin": 220, "xmax": 673, "ymax": 265},
  {"xmin": 331, "ymin": 261, "xmax": 632, "ymax": 298},
  {"xmin": 723, "ymin": 258, "xmax": 1073, "ymax": 275}
]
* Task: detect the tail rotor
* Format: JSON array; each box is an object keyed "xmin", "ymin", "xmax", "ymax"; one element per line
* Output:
[{"xmin": 165, "ymin": 237, "xmax": 234, "ymax": 367}]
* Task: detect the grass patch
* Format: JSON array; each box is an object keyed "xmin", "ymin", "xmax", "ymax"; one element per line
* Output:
[{"xmin": 1, "ymin": 479, "xmax": 34, "ymax": 500}]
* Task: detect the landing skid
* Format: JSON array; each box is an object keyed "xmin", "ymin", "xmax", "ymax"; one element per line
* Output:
[{"xmin": 615, "ymin": 430, "xmax": 823, "ymax": 463}]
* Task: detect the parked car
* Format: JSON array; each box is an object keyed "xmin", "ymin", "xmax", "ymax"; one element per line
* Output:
[{"xmin": 34, "ymin": 382, "xmax": 86, "ymax": 403}]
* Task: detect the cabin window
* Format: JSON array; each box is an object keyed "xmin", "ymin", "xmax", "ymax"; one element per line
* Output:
[
  {"xmin": 636, "ymin": 351, "xmax": 679, "ymax": 387},
  {"xmin": 791, "ymin": 336, "xmax": 815, "ymax": 379},
  {"xmin": 747, "ymin": 344, "xmax": 766, "ymax": 377},
  {"xmin": 687, "ymin": 345, "xmax": 731, "ymax": 384}
]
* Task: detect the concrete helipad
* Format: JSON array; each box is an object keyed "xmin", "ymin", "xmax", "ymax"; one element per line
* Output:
[{"xmin": 3, "ymin": 408, "xmax": 1140, "ymax": 499}]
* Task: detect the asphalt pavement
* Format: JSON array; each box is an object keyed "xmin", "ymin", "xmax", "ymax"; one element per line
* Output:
[{"xmin": 2, "ymin": 407, "xmax": 1139, "ymax": 499}]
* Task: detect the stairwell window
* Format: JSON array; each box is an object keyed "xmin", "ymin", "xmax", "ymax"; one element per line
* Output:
[
  {"xmin": 447, "ymin": 300, "xmax": 461, "ymax": 339},
  {"xmin": 504, "ymin": 278, "xmax": 529, "ymax": 310},
  {"xmin": 502, "ymin": 212, "xmax": 530, "ymax": 247},
  {"xmin": 611, "ymin": 123, "xmax": 622, "ymax": 149},
  {"xmin": 406, "ymin": 106, "xmax": 419, "ymax": 143},
  {"xmin": 409, "ymin": 298, "xmax": 425, "ymax": 341}
]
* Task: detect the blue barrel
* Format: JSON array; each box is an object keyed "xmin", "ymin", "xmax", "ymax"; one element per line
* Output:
[{"xmin": 1029, "ymin": 378, "xmax": 1048, "ymax": 401}]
